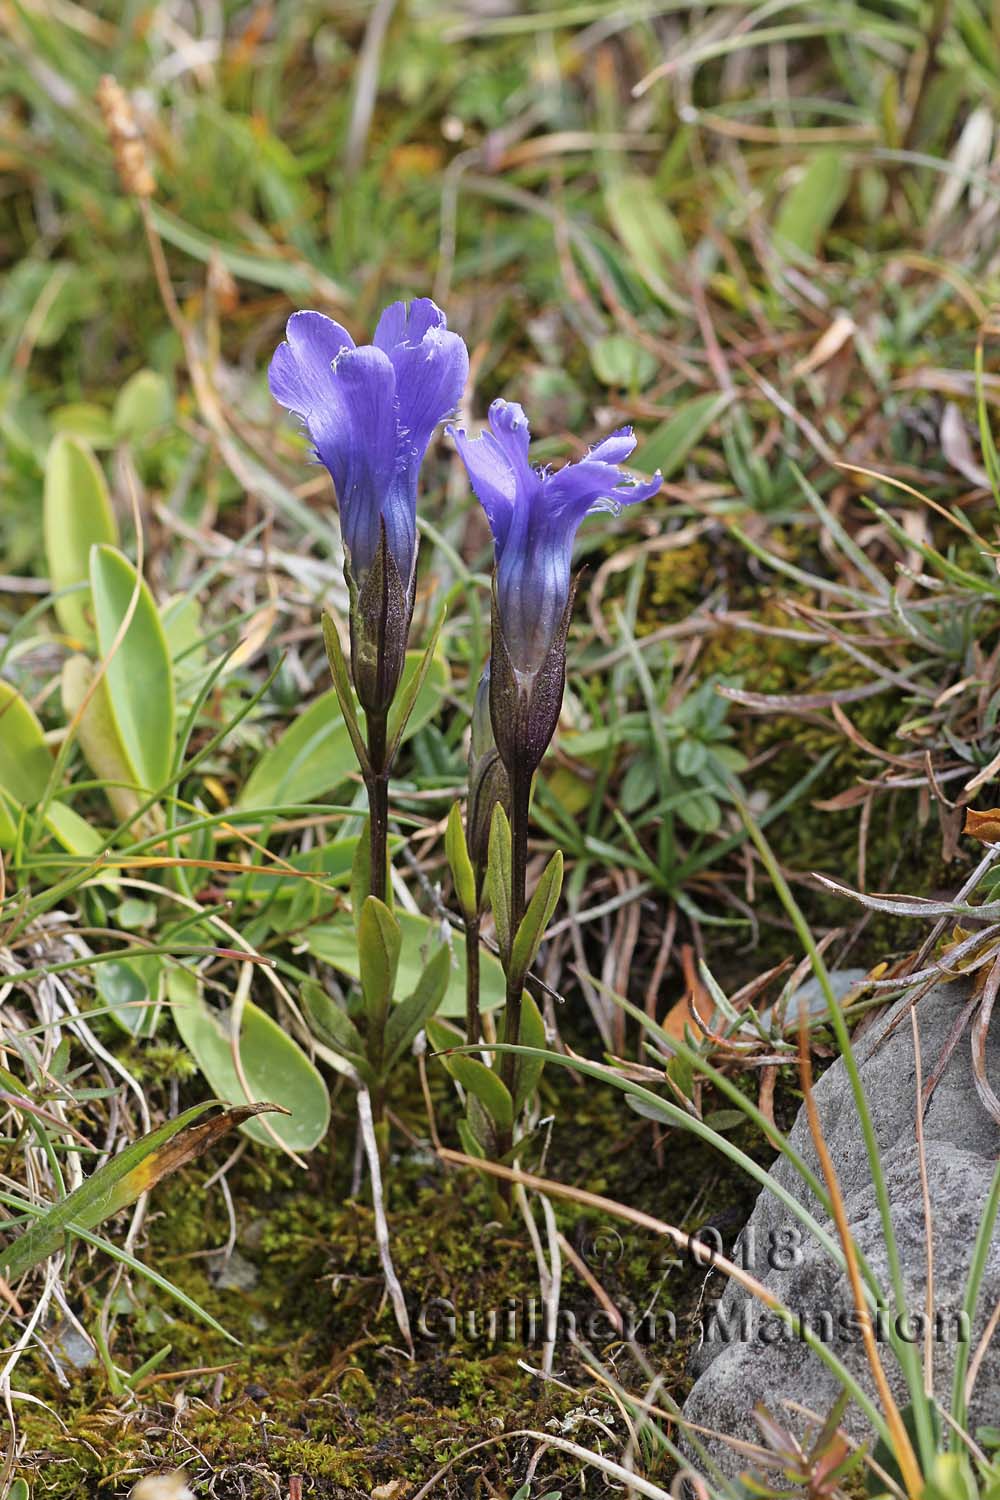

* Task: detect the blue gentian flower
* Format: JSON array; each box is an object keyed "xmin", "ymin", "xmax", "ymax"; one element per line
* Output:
[
  {"xmin": 269, "ymin": 299, "xmax": 469, "ymax": 587},
  {"xmin": 450, "ymin": 401, "xmax": 661, "ymax": 677},
  {"xmin": 450, "ymin": 400, "xmax": 660, "ymax": 776}
]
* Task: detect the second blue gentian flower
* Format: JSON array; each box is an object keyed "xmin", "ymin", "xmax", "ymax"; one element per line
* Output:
[{"xmin": 450, "ymin": 399, "xmax": 661, "ymax": 776}]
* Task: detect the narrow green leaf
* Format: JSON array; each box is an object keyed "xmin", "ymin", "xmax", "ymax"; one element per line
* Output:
[
  {"xmin": 61, "ymin": 654, "xmax": 153, "ymax": 830},
  {"xmin": 774, "ymin": 149, "xmax": 850, "ymax": 258},
  {"xmin": 0, "ymin": 1100, "xmax": 275, "ymax": 1281},
  {"xmin": 445, "ymin": 801, "xmax": 477, "ymax": 919},
  {"xmin": 444, "ymin": 1053, "xmax": 513, "ymax": 1132},
  {"xmin": 351, "ymin": 820, "xmax": 373, "ymax": 935},
  {"xmin": 301, "ymin": 979, "xmax": 370, "ymax": 1079},
  {"xmin": 486, "ymin": 804, "xmax": 513, "ymax": 959},
  {"xmin": 90, "ymin": 544, "xmax": 175, "ymax": 795},
  {"xmin": 0, "ymin": 789, "xmax": 20, "ymax": 848},
  {"xmin": 510, "ymin": 850, "xmax": 563, "ymax": 982},
  {"xmin": 43, "ymin": 435, "xmax": 118, "ymax": 644},
  {"xmin": 365, "ymin": 650, "xmax": 450, "ymax": 751},
  {"xmin": 633, "ymin": 391, "xmax": 731, "ymax": 478},
  {"xmin": 357, "ymin": 897, "xmax": 401, "ymax": 1026},
  {"xmin": 456, "ymin": 1115, "xmax": 488, "ymax": 1160},
  {"xmin": 240, "ymin": 641, "xmax": 450, "ymax": 811},
  {"xmin": 321, "ymin": 610, "xmax": 369, "ymax": 775},
  {"xmin": 149, "ymin": 201, "xmax": 345, "ymax": 300},
  {"xmin": 305, "ymin": 910, "xmax": 505, "ymax": 1020},
  {"xmin": 384, "ymin": 943, "xmax": 451, "ymax": 1071},
  {"xmin": 238, "ymin": 687, "xmax": 353, "ymax": 811},
  {"xmin": 386, "ymin": 608, "xmax": 446, "ymax": 761},
  {"xmin": 512, "ymin": 989, "xmax": 547, "ymax": 1116}
]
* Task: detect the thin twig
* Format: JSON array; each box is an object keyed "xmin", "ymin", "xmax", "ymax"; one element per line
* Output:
[{"xmin": 357, "ymin": 1087, "xmax": 412, "ymax": 1355}]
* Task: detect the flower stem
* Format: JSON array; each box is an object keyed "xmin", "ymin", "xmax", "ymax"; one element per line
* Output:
[
  {"xmin": 465, "ymin": 913, "xmax": 481, "ymax": 1047},
  {"xmin": 366, "ymin": 709, "xmax": 390, "ymax": 908},
  {"xmin": 500, "ymin": 765, "xmax": 531, "ymax": 1101},
  {"xmin": 365, "ymin": 708, "xmax": 390, "ymax": 1151}
]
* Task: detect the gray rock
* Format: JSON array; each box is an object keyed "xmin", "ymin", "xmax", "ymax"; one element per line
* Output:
[
  {"xmin": 46, "ymin": 1317, "xmax": 96, "ymax": 1372},
  {"xmin": 208, "ymin": 1247, "xmax": 259, "ymax": 1292},
  {"xmin": 682, "ymin": 977, "xmax": 1000, "ymax": 1475},
  {"xmin": 756, "ymin": 968, "xmax": 868, "ymax": 1031}
]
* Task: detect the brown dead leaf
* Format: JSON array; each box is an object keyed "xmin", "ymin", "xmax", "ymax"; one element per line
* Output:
[
  {"xmin": 941, "ymin": 402, "xmax": 990, "ymax": 487},
  {"xmin": 791, "ymin": 313, "xmax": 855, "ymax": 378},
  {"xmin": 661, "ymin": 944, "xmax": 714, "ymax": 1041},
  {"xmin": 126, "ymin": 1102, "xmax": 289, "ymax": 1199},
  {"xmin": 963, "ymin": 807, "xmax": 1000, "ymax": 844}
]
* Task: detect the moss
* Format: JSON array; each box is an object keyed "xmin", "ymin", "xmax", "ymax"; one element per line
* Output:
[{"xmin": 13, "ymin": 1062, "xmax": 774, "ymax": 1497}]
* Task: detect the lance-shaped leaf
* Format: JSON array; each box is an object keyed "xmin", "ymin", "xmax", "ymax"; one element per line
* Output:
[
  {"xmin": 301, "ymin": 979, "xmax": 372, "ymax": 1084},
  {"xmin": 238, "ymin": 687, "xmax": 353, "ymax": 812},
  {"xmin": 43, "ymin": 435, "xmax": 118, "ymax": 644},
  {"xmin": 427, "ymin": 1016, "xmax": 505, "ymax": 1151},
  {"xmin": 457, "ymin": 1112, "xmax": 489, "ymax": 1160},
  {"xmin": 304, "ymin": 910, "xmax": 505, "ymax": 1020},
  {"xmin": 0, "ymin": 1100, "xmax": 282, "ymax": 1283},
  {"xmin": 450, "ymin": 1055, "xmax": 513, "ymax": 1132},
  {"xmin": 321, "ymin": 610, "xmax": 369, "ymax": 776},
  {"xmin": 240, "ymin": 638, "xmax": 449, "ymax": 810},
  {"xmin": 358, "ymin": 897, "xmax": 401, "ymax": 1029},
  {"xmin": 512, "ymin": 989, "xmax": 547, "ymax": 1117},
  {"xmin": 383, "ymin": 943, "xmax": 451, "ymax": 1072},
  {"xmin": 486, "ymin": 804, "xmax": 513, "ymax": 960},
  {"xmin": 385, "ymin": 607, "xmax": 446, "ymax": 763},
  {"xmin": 445, "ymin": 802, "xmax": 477, "ymax": 920},
  {"xmin": 510, "ymin": 850, "xmax": 563, "ymax": 983},
  {"xmin": 350, "ymin": 819, "xmax": 374, "ymax": 935}
]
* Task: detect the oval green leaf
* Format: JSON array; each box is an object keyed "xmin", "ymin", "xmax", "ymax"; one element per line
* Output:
[
  {"xmin": 238, "ymin": 688, "xmax": 352, "ymax": 812},
  {"xmin": 90, "ymin": 544, "xmax": 175, "ymax": 797},
  {"xmin": 0, "ymin": 681, "xmax": 52, "ymax": 808},
  {"xmin": 166, "ymin": 968, "xmax": 330, "ymax": 1152},
  {"xmin": 112, "ymin": 369, "xmax": 172, "ymax": 443},
  {"xmin": 95, "ymin": 956, "xmax": 161, "ymax": 1039},
  {"xmin": 43, "ymin": 435, "xmax": 118, "ymax": 643}
]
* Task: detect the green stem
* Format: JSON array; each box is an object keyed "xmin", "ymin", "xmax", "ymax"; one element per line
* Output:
[
  {"xmin": 465, "ymin": 912, "xmax": 481, "ymax": 1047},
  {"xmin": 500, "ymin": 766, "xmax": 531, "ymax": 1103},
  {"xmin": 366, "ymin": 709, "xmax": 390, "ymax": 908},
  {"xmin": 366, "ymin": 708, "xmax": 390, "ymax": 1144}
]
